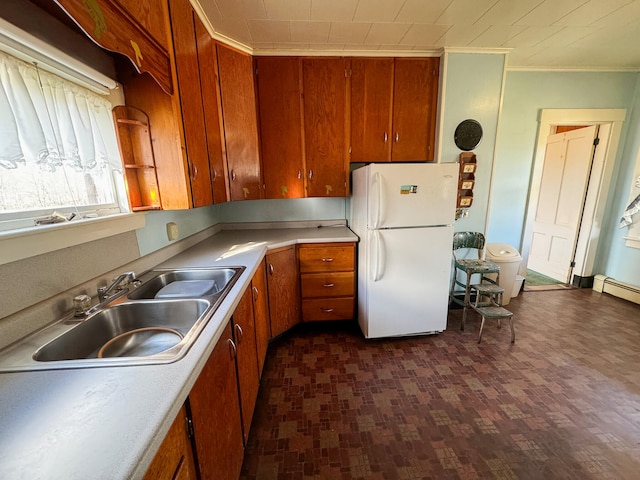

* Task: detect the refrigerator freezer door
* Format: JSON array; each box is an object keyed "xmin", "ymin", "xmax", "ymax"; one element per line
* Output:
[
  {"xmin": 368, "ymin": 163, "xmax": 457, "ymax": 228},
  {"xmin": 362, "ymin": 225, "xmax": 452, "ymax": 338}
]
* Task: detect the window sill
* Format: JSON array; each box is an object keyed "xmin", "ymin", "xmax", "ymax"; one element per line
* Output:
[{"xmin": 0, "ymin": 213, "xmax": 146, "ymax": 265}]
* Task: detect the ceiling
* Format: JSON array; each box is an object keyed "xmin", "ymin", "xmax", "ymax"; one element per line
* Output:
[{"xmin": 195, "ymin": 0, "xmax": 640, "ymax": 70}]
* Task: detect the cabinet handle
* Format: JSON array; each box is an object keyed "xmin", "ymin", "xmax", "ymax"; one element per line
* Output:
[
  {"xmin": 227, "ymin": 339, "xmax": 237, "ymax": 359},
  {"xmin": 321, "ymin": 308, "xmax": 334, "ymax": 313},
  {"xmin": 395, "ymin": 132, "xmax": 399, "ymax": 143},
  {"xmin": 234, "ymin": 324, "xmax": 244, "ymax": 343},
  {"xmin": 252, "ymin": 285, "xmax": 259, "ymax": 301},
  {"xmin": 231, "ymin": 170, "xmax": 237, "ymax": 181},
  {"xmin": 383, "ymin": 132, "xmax": 388, "ymax": 143},
  {"xmin": 321, "ymin": 258, "xmax": 334, "ymax": 262},
  {"xmin": 269, "ymin": 264, "xmax": 274, "ymax": 275},
  {"xmin": 323, "ymin": 283, "xmax": 335, "ymax": 288},
  {"xmin": 191, "ymin": 164, "xmax": 198, "ymax": 180},
  {"xmin": 297, "ymin": 170, "xmax": 302, "ymax": 180},
  {"xmin": 308, "ymin": 169, "xmax": 313, "ymax": 180},
  {"xmin": 212, "ymin": 170, "xmax": 217, "ymax": 182}
]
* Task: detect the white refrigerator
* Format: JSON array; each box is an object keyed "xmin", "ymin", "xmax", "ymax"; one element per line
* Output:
[{"xmin": 350, "ymin": 163, "xmax": 458, "ymax": 339}]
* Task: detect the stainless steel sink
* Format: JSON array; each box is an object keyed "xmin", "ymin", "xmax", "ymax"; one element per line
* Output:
[
  {"xmin": 0, "ymin": 266, "xmax": 245, "ymax": 371},
  {"xmin": 129, "ymin": 268, "xmax": 242, "ymax": 300},
  {"xmin": 34, "ymin": 300, "xmax": 210, "ymax": 362}
]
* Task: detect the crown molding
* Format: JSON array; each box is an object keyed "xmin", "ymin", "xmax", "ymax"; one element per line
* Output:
[
  {"xmin": 189, "ymin": 0, "xmax": 253, "ymax": 55},
  {"xmin": 252, "ymin": 48, "xmax": 441, "ymax": 57},
  {"xmin": 443, "ymin": 47, "xmax": 511, "ymax": 55}
]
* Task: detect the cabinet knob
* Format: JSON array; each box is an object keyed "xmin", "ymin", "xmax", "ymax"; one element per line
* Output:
[
  {"xmin": 269, "ymin": 264, "xmax": 274, "ymax": 275},
  {"xmin": 191, "ymin": 164, "xmax": 198, "ymax": 180},
  {"xmin": 321, "ymin": 308, "xmax": 334, "ymax": 313},
  {"xmin": 383, "ymin": 132, "xmax": 388, "ymax": 143},
  {"xmin": 234, "ymin": 323, "xmax": 244, "ymax": 343},
  {"xmin": 227, "ymin": 338, "xmax": 237, "ymax": 359},
  {"xmin": 395, "ymin": 132, "xmax": 399, "ymax": 143},
  {"xmin": 308, "ymin": 169, "xmax": 313, "ymax": 180},
  {"xmin": 321, "ymin": 258, "xmax": 334, "ymax": 262},
  {"xmin": 231, "ymin": 170, "xmax": 237, "ymax": 181},
  {"xmin": 323, "ymin": 283, "xmax": 335, "ymax": 288},
  {"xmin": 252, "ymin": 286, "xmax": 259, "ymax": 301},
  {"xmin": 297, "ymin": 170, "xmax": 302, "ymax": 180},
  {"xmin": 212, "ymin": 170, "xmax": 217, "ymax": 182}
]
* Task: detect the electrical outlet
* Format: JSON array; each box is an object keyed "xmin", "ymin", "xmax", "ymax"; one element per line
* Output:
[{"xmin": 166, "ymin": 222, "xmax": 179, "ymax": 241}]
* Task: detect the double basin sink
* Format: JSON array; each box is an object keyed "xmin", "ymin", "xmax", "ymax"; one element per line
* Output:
[{"xmin": 0, "ymin": 267, "xmax": 244, "ymax": 372}]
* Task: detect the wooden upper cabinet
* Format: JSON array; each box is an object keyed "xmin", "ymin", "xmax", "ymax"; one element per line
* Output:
[
  {"xmin": 194, "ymin": 17, "xmax": 229, "ymax": 204},
  {"xmin": 302, "ymin": 58, "xmax": 348, "ymax": 197},
  {"xmin": 350, "ymin": 58, "xmax": 394, "ymax": 162},
  {"xmin": 350, "ymin": 57, "xmax": 440, "ymax": 162},
  {"xmin": 256, "ymin": 57, "xmax": 305, "ymax": 199},
  {"xmin": 391, "ymin": 57, "xmax": 440, "ymax": 162},
  {"xmin": 167, "ymin": 0, "xmax": 213, "ymax": 207},
  {"xmin": 217, "ymin": 43, "xmax": 262, "ymax": 201},
  {"xmin": 54, "ymin": 0, "xmax": 173, "ymax": 94}
]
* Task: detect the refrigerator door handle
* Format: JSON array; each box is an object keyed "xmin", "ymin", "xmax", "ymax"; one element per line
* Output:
[
  {"xmin": 371, "ymin": 172, "xmax": 383, "ymax": 229},
  {"xmin": 372, "ymin": 230, "xmax": 385, "ymax": 282}
]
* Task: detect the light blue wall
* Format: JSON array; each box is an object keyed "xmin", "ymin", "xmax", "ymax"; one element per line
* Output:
[
  {"xmin": 596, "ymin": 76, "xmax": 640, "ymax": 285},
  {"xmin": 136, "ymin": 197, "xmax": 347, "ymax": 256},
  {"xmin": 218, "ymin": 197, "xmax": 347, "ymax": 223},
  {"xmin": 488, "ymin": 71, "xmax": 638, "ymax": 251},
  {"xmin": 440, "ymin": 53, "xmax": 506, "ymax": 233}
]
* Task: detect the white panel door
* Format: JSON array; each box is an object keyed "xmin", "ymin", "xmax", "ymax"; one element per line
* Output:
[
  {"xmin": 365, "ymin": 225, "xmax": 452, "ymax": 338},
  {"xmin": 528, "ymin": 125, "xmax": 598, "ymax": 282},
  {"xmin": 368, "ymin": 164, "xmax": 457, "ymax": 228}
]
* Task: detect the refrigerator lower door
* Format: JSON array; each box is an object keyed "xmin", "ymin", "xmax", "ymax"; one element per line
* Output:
[{"xmin": 361, "ymin": 225, "xmax": 452, "ymax": 338}]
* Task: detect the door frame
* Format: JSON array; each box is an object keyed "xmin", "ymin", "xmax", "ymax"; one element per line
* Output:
[{"xmin": 521, "ymin": 108, "xmax": 626, "ymax": 283}]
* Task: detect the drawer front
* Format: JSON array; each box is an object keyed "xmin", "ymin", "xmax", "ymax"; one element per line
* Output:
[
  {"xmin": 301, "ymin": 272, "xmax": 355, "ymax": 298},
  {"xmin": 302, "ymin": 297, "xmax": 354, "ymax": 322},
  {"xmin": 299, "ymin": 244, "xmax": 355, "ymax": 273}
]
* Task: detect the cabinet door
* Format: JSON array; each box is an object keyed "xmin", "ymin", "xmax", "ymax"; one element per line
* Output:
[
  {"xmin": 266, "ymin": 246, "xmax": 301, "ymax": 337},
  {"xmin": 194, "ymin": 17, "xmax": 229, "ymax": 204},
  {"xmin": 302, "ymin": 58, "xmax": 347, "ymax": 197},
  {"xmin": 54, "ymin": 0, "xmax": 172, "ymax": 94},
  {"xmin": 167, "ymin": 0, "xmax": 213, "ymax": 206},
  {"xmin": 256, "ymin": 57, "xmax": 305, "ymax": 199},
  {"xmin": 252, "ymin": 260, "xmax": 270, "ymax": 377},
  {"xmin": 142, "ymin": 405, "xmax": 197, "ymax": 480},
  {"xmin": 391, "ymin": 58, "xmax": 439, "ymax": 162},
  {"xmin": 189, "ymin": 322, "xmax": 243, "ymax": 480},
  {"xmin": 217, "ymin": 43, "xmax": 262, "ymax": 201},
  {"xmin": 350, "ymin": 58, "xmax": 394, "ymax": 162},
  {"xmin": 232, "ymin": 287, "xmax": 260, "ymax": 445}
]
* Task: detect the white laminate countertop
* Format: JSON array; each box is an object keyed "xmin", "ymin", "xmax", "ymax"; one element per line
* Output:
[{"xmin": 0, "ymin": 227, "xmax": 357, "ymax": 480}]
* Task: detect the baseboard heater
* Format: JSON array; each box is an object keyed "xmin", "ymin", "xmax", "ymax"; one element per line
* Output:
[{"xmin": 593, "ymin": 275, "xmax": 640, "ymax": 305}]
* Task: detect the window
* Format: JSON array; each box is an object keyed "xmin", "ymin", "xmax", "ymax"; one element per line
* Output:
[{"xmin": 0, "ymin": 49, "xmax": 126, "ymax": 232}]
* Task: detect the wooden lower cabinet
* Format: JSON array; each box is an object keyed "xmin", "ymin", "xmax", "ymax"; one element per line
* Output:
[
  {"xmin": 232, "ymin": 286, "xmax": 260, "ymax": 445},
  {"xmin": 143, "ymin": 405, "xmax": 197, "ymax": 480},
  {"xmin": 251, "ymin": 261, "xmax": 270, "ymax": 377},
  {"xmin": 266, "ymin": 246, "xmax": 301, "ymax": 338},
  {"xmin": 188, "ymin": 322, "xmax": 244, "ymax": 480},
  {"xmin": 299, "ymin": 243, "xmax": 356, "ymax": 322}
]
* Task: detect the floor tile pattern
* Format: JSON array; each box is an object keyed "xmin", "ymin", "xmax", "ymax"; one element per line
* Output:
[{"xmin": 241, "ymin": 289, "xmax": 640, "ymax": 479}]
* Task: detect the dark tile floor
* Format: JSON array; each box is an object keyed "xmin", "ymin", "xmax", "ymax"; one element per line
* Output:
[{"xmin": 241, "ymin": 289, "xmax": 640, "ymax": 479}]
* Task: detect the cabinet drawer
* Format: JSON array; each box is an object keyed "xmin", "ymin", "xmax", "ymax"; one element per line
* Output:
[
  {"xmin": 302, "ymin": 297, "xmax": 354, "ymax": 322},
  {"xmin": 301, "ymin": 272, "xmax": 354, "ymax": 298},
  {"xmin": 299, "ymin": 244, "xmax": 355, "ymax": 273}
]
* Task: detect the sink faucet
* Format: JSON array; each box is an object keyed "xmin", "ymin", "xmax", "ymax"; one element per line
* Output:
[{"xmin": 98, "ymin": 271, "xmax": 137, "ymax": 302}]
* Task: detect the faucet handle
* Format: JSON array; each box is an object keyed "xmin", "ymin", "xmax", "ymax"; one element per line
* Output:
[{"xmin": 73, "ymin": 294, "xmax": 92, "ymax": 317}]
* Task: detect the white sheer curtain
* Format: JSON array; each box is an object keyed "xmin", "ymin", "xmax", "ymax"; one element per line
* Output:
[{"xmin": 0, "ymin": 50, "xmax": 121, "ymax": 173}]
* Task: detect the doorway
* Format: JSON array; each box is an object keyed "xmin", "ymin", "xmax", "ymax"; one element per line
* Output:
[{"xmin": 521, "ymin": 109, "xmax": 626, "ymax": 287}]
